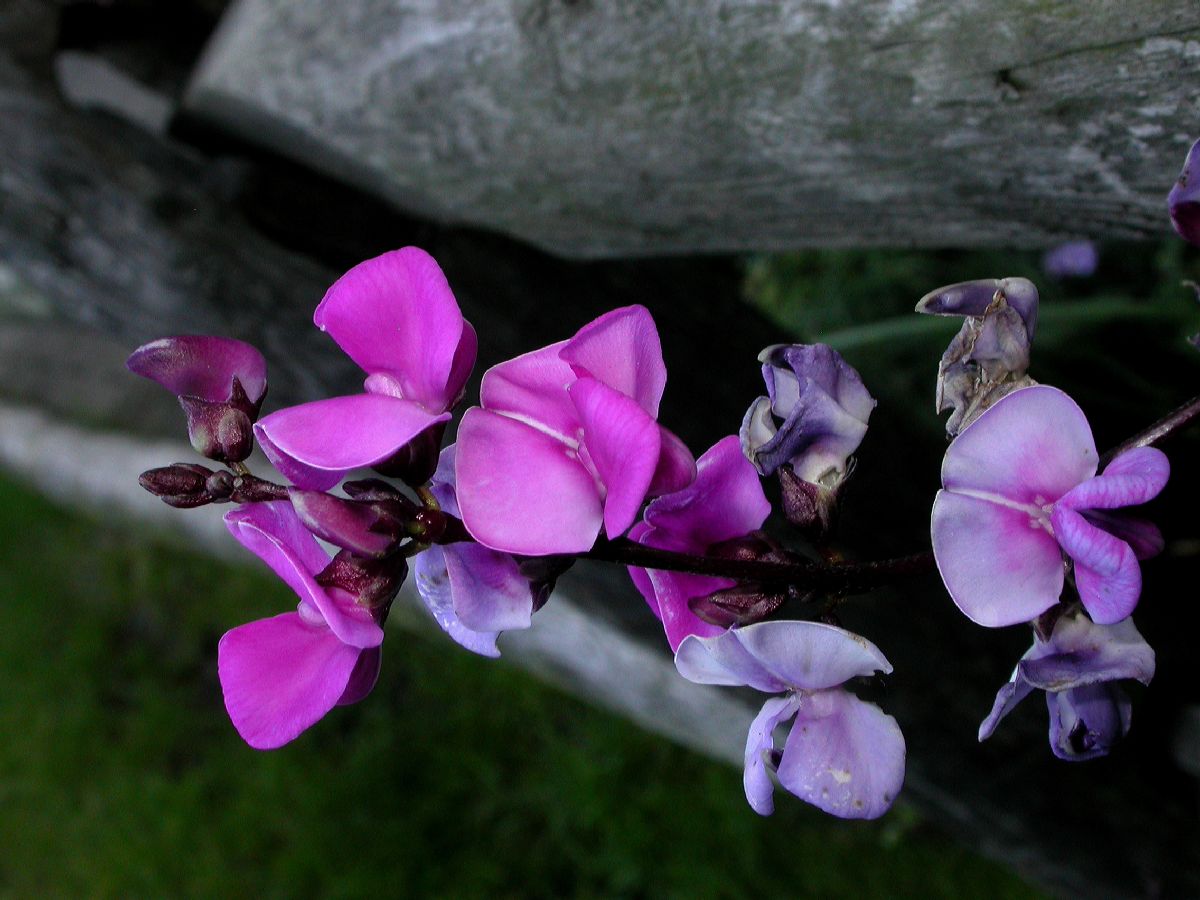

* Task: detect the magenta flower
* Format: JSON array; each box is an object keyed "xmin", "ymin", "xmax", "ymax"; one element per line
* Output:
[
  {"xmin": 126, "ymin": 335, "xmax": 267, "ymax": 463},
  {"xmin": 628, "ymin": 435, "xmax": 771, "ymax": 651},
  {"xmin": 675, "ymin": 621, "xmax": 905, "ymax": 819},
  {"xmin": 1168, "ymin": 138, "xmax": 1200, "ymax": 246},
  {"xmin": 218, "ymin": 502, "xmax": 388, "ymax": 749},
  {"xmin": 979, "ymin": 609, "xmax": 1154, "ymax": 760},
  {"xmin": 255, "ymin": 248, "xmax": 476, "ymax": 490},
  {"xmin": 455, "ymin": 305, "xmax": 695, "ymax": 555},
  {"xmin": 413, "ymin": 446, "xmax": 537, "ymax": 657},
  {"xmin": 932, "ymin": 385, "xmax": 1169, "ymax": 628}
]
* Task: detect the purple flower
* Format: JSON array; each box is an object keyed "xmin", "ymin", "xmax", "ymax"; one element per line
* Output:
[
  {"xmin": 413, "ymin": 445, "xmax": 538, "ymax": 657},
  {"xmin": 979, "ymin": 609, "xmax": 1155, "ymax": 760},
  {"xmin": 1042, "ymin": 240, "xmax": 1099, "ymax": 279},
  {"xmin": 932, "ymin": 385, "xmax": 1169, "ymax": 628},
  {"xmin": 255, "ymin": 248, "xmax": 476, "ymax": 490},
  {"xmin": 126, "ymin": 335, "xmax": 267, "ymax": 463},
  {"xmin": 675, "ymin": 621, "xmax": 905, "ymax": 819},
  {"xmin": 915, "ymin": 277, "xmax": 1039, "ymax": 436},
  {"xmin": 218, "ymin": 502, "xmax": 390, "ymax": 749},
  {"xmin": 455, "ymin": 305, "xmax": 696, "ymax": 555},
  {"xmin": 628, "ymin": 435, "xmax": 771, "ymax": 651},
  {"xmin": 1168, "ymin": 138, "xmax": 1200, "ymax": 247}
]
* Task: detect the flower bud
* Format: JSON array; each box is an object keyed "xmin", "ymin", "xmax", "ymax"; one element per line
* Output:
[
  {"xmin": 689, "ymin": 588, "xmax": 785, "ymax": 628},
  {"xmin": 138, "ymin": 463, "xmax": 220, "ymax": 508},
  {"xmin": 290, "ymin": 489, "xmax": 417, "ymax": 558},
  {"xmin": 1168, "ymin": 138, "xmax": 1200, "ymax": 247},
  {"xmin": 315, "ymin": 550, "xmax": 408, "ymax": 617},
  {"xmin": 127, "ymin": 336, "xmax": 267, "ymax": 463},
  {"xmin": 1048, "ymin": 683, "xmax": 1131, "ymax": 762}
]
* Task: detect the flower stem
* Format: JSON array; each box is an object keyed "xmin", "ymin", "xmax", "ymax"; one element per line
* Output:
[{"xmin": 1098, "ymin": 392, "xmax": 1200, "ymax": 468}]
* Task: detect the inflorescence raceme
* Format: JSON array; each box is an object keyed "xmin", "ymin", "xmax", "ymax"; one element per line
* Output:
[{"xmin": 127, "ymin": 145, "xmax": 1200, "ymax": 821}]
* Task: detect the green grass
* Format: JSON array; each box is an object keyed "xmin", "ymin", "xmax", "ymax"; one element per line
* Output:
[{"xmin": 0, "ymin": 474, "xmax": 1043, "ymax": 898}]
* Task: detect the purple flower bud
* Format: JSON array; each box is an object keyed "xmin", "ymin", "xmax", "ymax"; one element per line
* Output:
[
  {"xmin": 138, "ymin": 462, "xmax": 222, "ymax": 508},
  {"xmin": 1168, "ymin": 138, "xmax": 1200, "ymax": 246},
  {"xmin": 915, "ymin": 278, "xmax": 1039, "ymax": 436},
  {"xmin": 315, "ymin": 550, "xmax": 408, "ymax": 616},
  {"xmin": 127, "ymin": 336, "xmax": 267, "ymax": 463},
  {"xmin": 740, "ymin": 344, "xmax": 875, "ymax": 489},
  {"xmin": 289, "ymin": 489, "xmax": 417, "ymax": 558},
  {"xmin": 1042, "ymin": 241, "xmax": 1099, "ymax": 279}
]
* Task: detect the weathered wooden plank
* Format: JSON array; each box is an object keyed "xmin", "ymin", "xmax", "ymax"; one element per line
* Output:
[{"xmin": 184, "ymin": 0, "xmax": 1200, "ymax": 257}]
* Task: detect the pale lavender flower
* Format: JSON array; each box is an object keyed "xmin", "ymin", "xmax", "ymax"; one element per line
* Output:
[
  {"xmin": 1042, "ymin": 241, "xmax": 1098, "ymax": 278},
  {"xmin": 255, "ymin": 248, "xmax": 476, "ymax": 489},
  {"xmin": 456, "ymin": 305, "xmax": 695, "ymax": 555},
  {"xmin": 932, "ymin": 385, "xmax": 1169, "ymax": 628},
  {"xmin": 1168, "ymin": 138, "xmax": 1200, "ymax": 247},
  {"xmin": 979, "ymin": 609, "xmax": 1155, "ymax": 760},
  {"xmin": 676, "ymin": 621, "xmax": 904, "ymax": 819},
  {"xmin": 628, "ymin": 435, "xmax": 771, "ymax": 651},
  {"xmin": 127, "ymin": 335, "xmax": 267, "ymax": 463}
]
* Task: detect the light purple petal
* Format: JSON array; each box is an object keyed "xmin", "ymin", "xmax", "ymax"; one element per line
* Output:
[
  {"xmin": 217, "ymin": 612, "xmax": 365, "ymax": 750},
  {"xmin": 560, "ymin": 305, "xmax": 667, "ymax": 417},
  {"xmin": 674, "ymin": 630, "xmax": 787, "ymax": 692},
  {"xmin": 978, "ymin": 676, "xmax": 1037, "ymax": 741},
  {"xmin": 743, "ymin": 694, "xmax": 802, "ymax": 816},
  {"xmin": 570, "ymin": 377, "xmax": 661, "ymax": 540},
  {"xmin": 255, "ymin": 394, "xmax": 449, "ymax": 490},
  {"xmin": 777, "ymin": 689, "xmax": 905, "ymax": 820},
  {"xmin": 127, "ymin": 335, "xmax": 267, "ymax": 403},
  {"xmin": 1051, "ymin": 505, "xmax": 1141, "ymax": 624},
  {"xmin": 734, "ymin": 620, "xmax": 893, "ymax": 690},
  {"xmin": 413, "ymin": 545, "xmax": 502, "ymax": 657},
  {"xmin": 224, "ymin": 503, "xmax": 384, "ymax": 649},
  {"xmin": 456, "ymin": 408, "xmax": 603, "ymax": 554},
  {"xmin": 643, "ymin": 436, "xmax": 771, "ymax": 550},
  {"xmin": 336, "ymin": 646, "xmax": 382, "ymax": 706},
  {"xmin": 314, "ymin": 248, "xmax": 467, "ymax": 409},
  {"xmin": 1046, "ymin": 683, "xmax": 1131, "ymax": 761},
  {"xmin": 1057, "ymin": 446, "xmax": 1169, "ymax": 512},
  {"xmin": 1082, "ymin": 512, "xmax": 1163, "ymax": 561},
  {"xmin": 443, "ymin": 543, "xmax": 534, "ymax": 634},
  {"xmin": 647, "ymin": 426, "xmax": 697, "ymax": 496},
  {"xmin": 1168, "ymin": 138, "xmax": 1200, "ymax": 247},
  {"xmin": 940, "ymin": 385, "xmax": 1097, "ymax": 505},
  {"xmin": 478, "ymin": 341, "xmax": 580, "ymax": 438},
  {"xmin": 931, "ymin": 489, "xmax": 1065, "ymax": 627},
  {"xmin": 762, "ymin": 344, "xmax": 876, "ymax": 428},
  {"xmin": 1038, "ymin": 612, "xmax": 1155, "ymax": 686},
  {"xmin": 915, "ymin": 278, "xmax": 1039, "ymax": 338}
]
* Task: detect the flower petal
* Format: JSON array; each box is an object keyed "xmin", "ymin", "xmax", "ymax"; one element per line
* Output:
[
  {"xmin": 126, "ymin": 335, "xmax": 267, "ymax": 403},
  {"xmin": 1020, "ymin": 613, "xmax": 1155, "ymax": 690},
  {"xmin": 478, "ymin": 341, "xmax": 580, "ymax": 438},
  {"xmin": 224, "ymin": 504, "xmax": 384, "ymax": 648},
  {"xmin": 1050, "ymin": 505, "xmax": 1141, "ymax": 624},
  {"xmin": 289, "ymin": 490, "xmax": 395, "ymax": 557},
  {"xmin": 743, "ymin": 694, "xmax": 803, "ymax": 816},
  {"xmin": 734, "ymin": 620, "xmax": 893, "ymax": 690},
  {"xmin": 445, "ymin": 320, "xmax": 478, "ymax": 408},
  {"xmin": 647, "ymin": 425, "xmax": 697, "ymax": 496},
  {"xmin": 255, "ymin": 394, "xmax": 449, "ymax": 490},
  {"xmin": 218, "ymin": 612, "xmax": 365, "ymax": 750},
  {"xmin": 931, "ymin": 489, "xmax": 1065, "ymax": 627},
  {"xmin": 560, "ymin": 305, "xmax": 667, "ymax": 417},
  {"xmin": 456, "ymin": 408, "xmax": 603, "ymax": 554},
  {"xmin": 777, "ymin": 689, "xmax": 905, "ymax": 819},
  {"xmin": 443, "ymin": 543, "xmax": 534, "ymax": 634},
  {"xmin": 413, "ymin": 545, "xmax": 502, "ymax": 657},
  {"xmin": 1057, "ymin": 446, "xmax": 1170, "ymax": 512},
  {"xmin": 314, "ymin": 248, "xmax": 466, "ymax": 409},
  {"xmin": 641, "ymin": 568, "xmax": 730, "ymax": 651},
  {"xmin": 674, "ymin": 629, "xmax": 788, "ymax": 692},
  {"xmin": 941, "ymin": 385, "xmax": 1097, "ymax": 505},
  {"xmin": 1046, "ymin": 683, "xmax": 1131, "ymax": 761},
  {"xmin": 336, "ymin": 646, "xmax": 382, "ymax": 706},
  {"xmin": 1168, "ymin": 138, "xmax": 1200, "ymax": 247},
  {"xmin": 977, "ymin": 676, "xmax": 1037, "ymax": 741}
]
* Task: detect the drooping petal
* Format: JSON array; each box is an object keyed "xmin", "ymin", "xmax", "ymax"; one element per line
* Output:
[
  {"xmin": 743, "ymin": 694, "xmax": 802, "ymax": 816},
  {"xmin": 224, "ymin": 504, "xmax": 384, "ymax": 649},
  {"xmin": 776, "ymin": 689, "xmax": 905, "ymax": 820},
  {"xmin": 255, "ymin": 394, "xmax": 450, "ymax": 490},
  {"xmin": 1046, "ymin": 683, "xmax": 1131, "ymax": 761},
  {"xmin": 478, "ymin": 341, "xmax": 580, "ymax": 439},
  {"xmin": 734, "ymin": 620, "xmax": 893, "ymax": 691},
  {"xmin": 217, "ymin": 612, "xmax": 365, "ymax": 750},
  {"xmin": 313, "ymin": 248, "xmax": 467, "ymax": 409},
  {"xmin": 1025, "ymin": 609, "xmax": 1155, "ymax": 690},
  {"xmin": 442, "ymin": 543, "xmax": 534, "ymax": 634},
  {"xmin": 126, "ymin": 335, "xmax": 267, "ymax": 404},
  {"xmin": 336, "ymin": 646, "xmax": 382, "ymax": 706},
  {"xmin": 1056, "ymin": 446, "xmax": 1170, "ymax": 512},
  {"xmin": 978, "ymin": 675, "xmax": 1037, "ymax": 741},
  {"xmin": 569, "ymin": 377, "xmax": 661, "ymax": 540},
  {"xmin": 1050, "ymin": 505, "xmax": 1141, "ymax": 624},
  {"xmin": 931, "ymin": 490, "xmax": 1065, "ymax": 627},
  {"xmin": 413, "ymin": 545, "xmax": 502, "ymax": 657},
  {"xmin": 456, "ymin": 408, "xmax": 603, "ymax": 554},
  {"xmin": 940, "ymin": 385, "xmax": 1097, "ymax": 505},
  {"xmin": 641, "ymin": 568, "xmax": 730, "ymax": 651},
  {"xmin": 560, "ymin": 305, "xmax": 667, "ymax": 417},
  {"xmin": 643, "ymin": 436, "xmax": 771, "ymax": 550},
  {"xmin": 647, "ymin": 426, "xmax": 697, "ymax": 496}
]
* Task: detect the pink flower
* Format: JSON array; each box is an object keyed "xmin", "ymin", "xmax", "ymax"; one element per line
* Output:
[
  {"xmin": 628, "ymin": 435, "xmax": 771, "ymax": 651},
  {"xmin": 218, "ymin": 502, "xmax": 390, "ymax": 749},
  {"xmin": 455, "ymin": 305, "xmax": 695, "ymax": 555},
  {"xmin": 931, "ymin": 385, "xmax": 1169, "ymax": 628},
  {"xmin": 255, "ymin": 248, "xmax": 476, "ymax": 489}
]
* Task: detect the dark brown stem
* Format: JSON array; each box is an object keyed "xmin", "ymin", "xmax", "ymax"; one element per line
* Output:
[{"xmin": 1098, "ymin": 393, "xmax": 1200, "ymax": 468}]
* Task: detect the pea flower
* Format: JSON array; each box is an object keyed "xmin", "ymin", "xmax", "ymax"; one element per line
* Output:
[
  {"xmin": 218, "ymin": 502, "xmax": 398, "ymax": 749},
  {"xmin": 1168, "ymin": 137, "xmax": 1200, "ymax": 247},
  {"xmin": 1042, "ymin": 240, "xmax": 1099, "ymax": 279},
  {"xmin": 931, "ymin": 385, "xmax": 1169, "ymax": 628},
  {"xmin": 455, "ymin": 305, "xmax": 695, "ymax": 555},
  {"xmin": 255, "ymin": 248, "xmax": 476, "ymax": 490},
  {"xmin": 916, "ymin": 277, "xmax": 1038, "ymax": 436},
  {"xmin": 627, "ymin": 435, "xmax": 771, "ymax": 650},
  {"xmin": 675, "ymin": 621, "xmax": 905, "ymax": 819},
  {"xmin": 979, "ymin": 609, "xmax": 1155, "ymax": 760},
  {"xmin": 413, "ymin": 445, "xmax": 539, "ymax": 657},
  {"xmin": 126, "ymin": 335, "xmax": 267, "ymax": 463}
]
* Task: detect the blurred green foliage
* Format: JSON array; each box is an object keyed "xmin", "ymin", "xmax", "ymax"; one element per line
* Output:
[{"xmin": 0, "ymin": 476, "xmax": 1042, "ymax": 898}]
